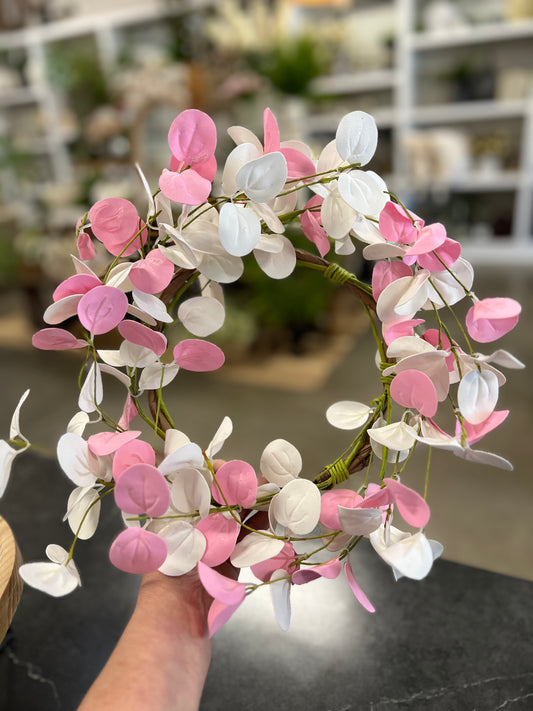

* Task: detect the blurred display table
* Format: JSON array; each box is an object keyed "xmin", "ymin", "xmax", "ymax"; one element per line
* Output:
[{"xmin": 2, "ymin": 454, "xmax": 533, "ymax": 710}]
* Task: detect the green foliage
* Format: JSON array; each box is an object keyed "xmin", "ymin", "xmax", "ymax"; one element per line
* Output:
[{"xmin": 249, "ymin": 34, "xmax": 326, "ymax": 96}]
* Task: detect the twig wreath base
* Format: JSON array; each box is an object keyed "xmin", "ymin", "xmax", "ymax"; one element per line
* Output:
[{"xmin": 0, "ymin": 107, "xmax": 523, "ymax": 634}]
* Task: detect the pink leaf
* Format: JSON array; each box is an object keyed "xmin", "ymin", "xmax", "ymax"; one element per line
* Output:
[
  {"xmin": 383, "ymin": 478, "xmax": 431, "ymax": 528},
  {"xmin": 372, "ymin": 260, "xmax": 412, "ymax": 300},
  {"xmin": 404, "ymin": 222, "xmax": 447, "ymax": 256},
  {"xmin": 89, "ymin": 198, "xmax": 146, "ymax": 257},
  {"xmin": 292, "ymin": 557, "xmax": 341, "ymax": 585},
  {"xmin": 417, "ymin": 237, "xmax": 461, "ymax": 271},
  {"xmin": 390, "ymin": 369, "xmax": 438, "ymax": 417},
  {"xmin": 159, "ymin": 168, "xmax": 212, "ymax": 206},
  {"xmin": 379, "ymin": 201, "xmax": 420, "ymax": 245},
  {"xmin": 113, "ymin": 439, "xmax": 156, "ymax": 480},
  {"xmin": 173, "ymin": 339, "xmax": 225, "ymax": 372},
  {"xmin": 211, "ymin": 459, "xmax": 258, "ymax": 508},
  {"xmin": 207, "ymin": 598, "xmax": 243, "ymax": 637},
  {"xmin": 88, "ymin": 430, "xmax": 141, "ymax": 457},
  {"xmin": 383, "ymin": 319, "xmax": 425, "ymax": 346},
  {"xmin": 250, "ymin": 541, "xmax": 298, "ymax": 582},
  {"xmin": 319, "ymin": 489, "xmax": 362, "ymax": 530},
  {"xmin": 196, "ymin": 513, "xmax": 240, "ymax": 567},
  {"xmin": 118, "ymin": 320, "xmax": 167, "ymax": 356},
  {"xmin": 263, "ymin": 107, "xmax": 280, "ymax": 153},
  {"xmin": 344, "ymin": 560, "xmax": 375, "ymax": 612},
  {"xmin": 77, "ymin": 285, "xmax": 128, "ymax": 335},
  {"xmin": 109, "ymin": 528, "xmax": 167, "ymax": 574},
  {"xmin": 54, "ymin": 274, "xmax": 101, "ymax": 302},
  {"xmin": 192, "ymin": 154, "xmax": 218, "ymax": 182},
  {"xmin": 280, "ymin": 147, "xmax": 316, "ymax": 180},
  {"xmin": 168, "ymin": 109, "xmax": 217, "ymax": 165},
  {"xmin": 197, "ymin": 560, "xmax": 246, "ymax": 605},
  {"xmin": 456, "ymin": 409, "xmax": 509, "ymax": 445},
  {"xmin": 129, "ymin": 250, "xmax": 175, "ymax": 295},
  {"xmin": 466, "ymin": 298, "xmax": 521, "ymax": 343},
  {"xmin": 77, "ymin": 231, "xmax": 96, "ymax": 261},
  {"xmin": 300, "ymin": 210, "xmax": 330, "ymax": 257},
  {"xmin": 114, "ymin": 463, "xmax": 170, "ymax": 517},
  {"xmin": 32, "ymin": 328, "xmax": 87, "ymax": 351}
]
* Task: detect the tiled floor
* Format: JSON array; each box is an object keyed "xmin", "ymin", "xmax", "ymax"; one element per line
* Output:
[{"xmin": 0, "ymin": 264, "xmax": 531, "ymax": 582}]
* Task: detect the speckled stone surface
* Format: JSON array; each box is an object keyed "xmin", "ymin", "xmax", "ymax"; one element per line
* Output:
[{"xmin": 1, "ymin": 454, "xmax": 532, "ymax": 711}]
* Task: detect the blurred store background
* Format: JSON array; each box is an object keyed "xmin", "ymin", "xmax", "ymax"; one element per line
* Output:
[{"xmin": 0, "ymin": 0, "xmax": 531, "ymax": 580}]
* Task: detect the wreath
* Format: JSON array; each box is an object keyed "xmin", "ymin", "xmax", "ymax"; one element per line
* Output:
[{"xmin": 1, "ymin": 108, "xmax": 523, "ymax": 634}]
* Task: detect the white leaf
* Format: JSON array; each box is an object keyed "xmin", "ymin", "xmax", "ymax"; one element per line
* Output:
[
  {"xmin": 138, "ymin": 361, "xmax": 180, "ymax": 391},
  {"xmin": 170, "ymin": 468, "xmax": 211, "ymax": 518},
  {"xmin": 198, "ymin": 252, "xmax": 244, "ymax": 284},
  {"xmin": 219, "ymin": 203, "xmax": 261, "ymax": 257},
  {"xmin": 206, "ymin": 416, "xmax": 233, "ymax": 459},
  {"xmin": 158, "ymin": 241, "xmax": 199, "ymax": 270},
  {"xmin": 164, "ymin": 429, "xmax": 191, "ymax": 457},
  {"xmin": 19, "ymin": 559, "xmax": 81, "ymax": 597},
  {"xmin": 66, "ymin": 411, "xmax": 90, "ymax": 436},
  {"xmin": 119, "ymin": 342, "xmax": 158, "ymax": 369},
  {"xmin": 57, "ymin": 432, "xmax": 99, "ymax": 486},
  {"xmin": 236, "ymin": 151, "xmax": 288, "ymax": 203},
  {"xmin": 66, "ymin": 486, "xmax": 101, "ymax": 540},
  {"xmin": 157, "ymin": 522, "xmax": 206, "ymax": 576},
  {"xmin": 260, "ymin": 439, "xmax": 302, "ymax": 487},
  {"xmin": 326, "ymin": 401, "xmax": 371, "ymax": 430},
  {"xmin": 335, "ymin": 111, "xmax": 378, "ymax": 166},
  {"xmin": 254, "ymin": 235, "xmax": 296, "ymax": 279},
  {"xmin": 230, "ymin": 531, "xmax": 284, "ymax": 568},
  {"xmin": 78, "ymin": 363, "xmax": 103, "ymax": 413},
  {"xmin": 178, "ymin": 296, "xmax": 225, "ymax": 337},
  {"xmin": 476, "ymin": 349, "xmax": 525, "ymax": 370},
  {"xmin": 132, "ymin": 289, "xmax": 173, "ymax": 324},
  {"xmin": 222, "ymin": 142, "xmax": 261, "ymax": 196},
  {"xmin": 249, "ymin": 202, "xmax": 284, "ymax": 234},
  {"xmin": 270, "ymin": 479, "xmax": 321, "ymax": 535},
  {"xmin": 9, "ymin": 389, "xmax": 30, "ymax": 441},
  {"xmin": 159, "ymin": 442, "xmax": 205, "ymax": 478},
  {"xmin": 452, "ymin": 447, "xmax": 513, "ymax": 471},
  {"xmin": 321, "ymin": 188, "xmax": 357, "ymax": 240},
  {"xmin": 106, "ymin": 263, "xmax": 134, "ymax": 291},
  {"xmin": 43, "ymin": 294, "xmax": 82, "ymax": 325},
  {"xmin": 370, "ymin": 526, "xmax": 434, "ymax": 580},
  {"xmin": 424, "ymin": 258, "xmax": 474, "ymax": 309},
  {"xmin": 0, "ymin": 441, "xmax": 20, "ymax": 498},
  {"xmin": 338, "ymin": 507, "xmax": 382, "ymax": 536},
  {"xmin": 270, "ymin": 568, "xmax": 291, "ymax": 631},
  {"xmin": 458, "ymin": 369, "xmax": 499, "ymax": 424},
  {"xmin": 368, "ymin": 421, "xmax": 417, "ymax": 452},
  {"xmin": 337, "ymin": 170, "xmax": 388, "ymax": 217}
]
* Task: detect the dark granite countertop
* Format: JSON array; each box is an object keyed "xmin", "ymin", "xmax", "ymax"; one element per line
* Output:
[{"xmin": 2, "ymin": 454, "xmax": 532, "ymax": 710}]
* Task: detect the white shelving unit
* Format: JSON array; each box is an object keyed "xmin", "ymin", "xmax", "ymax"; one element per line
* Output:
[
  {"xmin": 309, "ymin": 0, "xmax": 533, "ymax": 264},
  {"xmin": 1, "ymin": 0, "xmax": 533, "ymax": 263}
]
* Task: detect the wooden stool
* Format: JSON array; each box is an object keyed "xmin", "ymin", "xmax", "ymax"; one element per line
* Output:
[{"xmin": 0, "ymin": 517, "xmax": 23, "ymax": 642}]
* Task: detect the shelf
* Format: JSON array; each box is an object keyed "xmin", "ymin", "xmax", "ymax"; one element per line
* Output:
[
  {"xmin": 310, "ymin": 69, "xmax": 397, "ymax": 96},
  {"xmin": 308, "ymin": 106, "xmax": 397, "ymax": 133},
  {"xmin": 0, "ymin": 0, "xmax": 215, "ymax": 50},
  {"xmin": 0, "ymin": 86, "xmax": 43, "ymax": 108},
  {"xmin": 449, "ymin": 171, "xmax": 523, "ymax": 192},
  {"xmin": 461, "ymin": 240, "xmax": 533, "ymax": 265},
  {"xmin": 411, "ymin": 18, "xmax": 533, "ymax": 51},
  {"xmin": 412, "ymin": 99, "xmax": 529, "ymax": 125}
]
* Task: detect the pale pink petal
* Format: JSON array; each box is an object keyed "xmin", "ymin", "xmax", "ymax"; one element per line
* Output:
[
  {"xmin": 168, "ymin": 109, "xmax": 217, "ymax": 165},
  {"xmin": 159, "ymin": 168, "xmax": 212, "ymax": 207},
  {"xmin": 280, "ymin": 146, "xmax": 316, "ymax": 179},
  {"xmin": 53, "ymin": 274, "xmax": 101, "ymax": 302},
  {"xmin": 344, "ymin": 560, "xmax": 375, "ymax": 612},
  {"xmin": 320, "ymin": 489, "xmax": 362, "ymax": 530},
  {"xmin": 300, "ymin": 210, "xmax": 330, "ymax": 257},
  {"xmin": 113, "ymin": 439, "xmax": 156, "ymax": 480},
  {"xmin": 88, "ymin": 430, "xmax": 141, "ymax": 457},
  {"xmin": 417, "ymin": 237, "xmax": 461, "ymax": 271},
  {"xmin": 383, "ymin": 319, "xmax": 425, "ymax": 346},
  {"xmin": 78, "ymin": 285, "xmax": 128, "ymax": 335},
  {"xmin": 32, "ymin": 328, "xmax": 87, "ymax": 350},
  {"xmin": 263, "ymin": 107, "xmax": 280, "ymax": 153},
  {"xmin": 118, "ymin": 320, "xmax": 167, "ymax": 356},
  {"xmin": 197, "ymin": 560, "xmax": 246, "ymax": 605},
  {"xmin": 77, "ymin": 232, "xmax": 96, "ymax": 260},
  {"xmin": 379, "ymin": 201, "xmax": 420, "ymax": 245},
  {"xmin": 192, "ymin": 154, "xmax": 218, "ymax": 182},
  {"xmin": 292, "ymin": 557, "xmax": 341, "ymax": 585},
  {"xmin": 129, "ymin": 250, "xmax": 175, "ymax": 295},
  {"xmin": 207, "ymin": 598, "xmax": 243, "ymax": 637},
  {"xmin": 404, "ymin": 222, "xmax": 447, "ymax": 256},
  {"xmin": 89, "ymin": 197, "xmax": 139, "ymax": 250},
  {"xmin": 197, "ymin": 514, "xmax": 240, "ymax": 568},
  {"xmin": 212, "ymin": 459, "xmax": 258, "ymax": 508},
  {"xmin": 466, "ymin": 298, "xmax": 521, "ymax": 343},
  {"xmin": 390, "ymin": 369, "xmax": 438, "ymax": 417},
  {"xmin": 250, "ymin": 541, "xmax": 297, "ymax": 582},
  {"xmin": 173, "ymin": 339, "xmax": 225, "ymax": 372},
  {"xmin": 372, "ymin": 260, "xmax": 412, "ymax": 301},
  {"xmin": 109, "ymin": 528, "xmax": 167, "ymax": 574},
  {"xmin": 383, "ymin": 477, "xmax": 431, "ymax": 528},
  {"xmin": 114, "ymin": 463, "xmax": 170, "ymax": 517},
  {"xmin": 118, "ymin": 394, "xmax": 138, "ymax": 430},
  {"xmin": 455, "ymin": 409, "xmax": 509, "ymax": 445}
]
